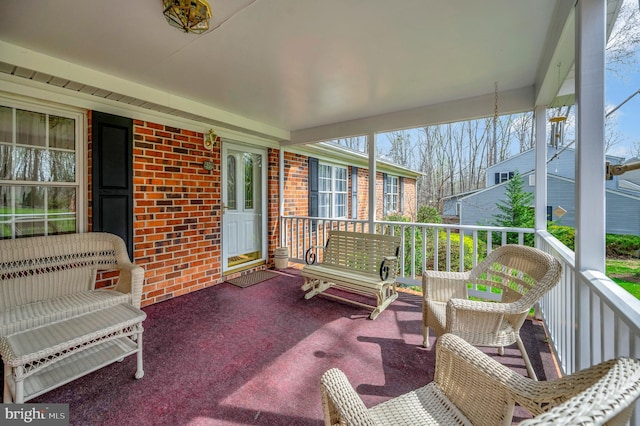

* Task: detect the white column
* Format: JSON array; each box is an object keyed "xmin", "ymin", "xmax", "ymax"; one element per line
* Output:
[
  {"xmin": 368, "ymin": 133, "xmax": 376, "ymax": 233},
  {"xmin": 279, "ymin": 147, "xmax": 285, "ymax": 246},
  {"xmin": 575, "ymin": 0, "xmax": 606, "ymax": 274},
  {"xmin": 575, "ymin": 0, "xmax": 606, "ymax": 371},
  {"xmin": 534, "ymin": 105, "xmax": 548, "ymax": 234}
]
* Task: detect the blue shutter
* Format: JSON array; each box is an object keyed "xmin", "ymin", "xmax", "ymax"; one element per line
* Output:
[
  {"xmin": 383, "ymin": 173, "xmax": 388, "ymax": 217},
  {"xmin": 399, "ymin": 177, "xmax": 404, "ymax": 214},
  {"xmin": 308, "ymin": 157, "xmax": 319, "ymax": 217}
]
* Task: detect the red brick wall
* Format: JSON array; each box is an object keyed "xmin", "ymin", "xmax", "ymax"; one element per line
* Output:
[
  {"xmin": 403, "ymin": 178, "xmax": 417, "ymax": 221},
  {"xmin": 282, "ymin": 151, "xmax": 309, "ymax": 216},
  {"xmin": 375, "ymin": 171, "xmax": 385, "ymax": 220},
  {"xmin": 88, "ymin": 115, "xmax": 282, "ymax": 307},
  {"xmin": 130, "ymin": 120, "xmax": 222, "ymax": 306}
]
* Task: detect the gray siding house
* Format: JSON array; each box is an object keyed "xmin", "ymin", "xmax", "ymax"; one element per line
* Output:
[{"xmin": 443, "ymin": 145, "xmax": 640, "ymax": 236}]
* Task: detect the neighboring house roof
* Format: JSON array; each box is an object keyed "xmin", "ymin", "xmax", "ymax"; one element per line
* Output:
[
  {"xmin": 456, "ymin": 170, "xmax": 536, "ymax": 202},
  {"xmin": 458, "ymin": 171, "xmax": 640, "ymax": 203},
  {"xmin": 487, "ymin": 143, "xmax": 625, "ymax": 174},
  {"xmin": 621, "ymin": 157, "xmax": 640, "ymax": 186},
  {"xmin": 442, "ymin": 189, "xmax": 481, "ymax": 201},
  {"xmin": 284, "ymin": 141, "xmax": 423, "ymax": 179}
]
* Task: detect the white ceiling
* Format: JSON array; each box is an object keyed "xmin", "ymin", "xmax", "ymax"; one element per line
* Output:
[{"xmin": 0, "ymin": 1, "xmax": 575, "ymax": 141}]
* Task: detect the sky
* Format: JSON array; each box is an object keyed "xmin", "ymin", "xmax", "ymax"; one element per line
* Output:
[
  {"xmin": 606, "ymin": 62, "xmax": 640, "ymax": 159},
  {"xmin": 605, "ymin": 0, "xmax": 640, "ymax": 159}
]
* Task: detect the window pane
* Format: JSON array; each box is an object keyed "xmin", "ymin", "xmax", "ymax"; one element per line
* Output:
[
  {"xmin": 49, "ymin": 116, "xmax": 75, "ymax": 150},
  {"xmin": 0, "ymin": 106, "xmax": 12, "ymax": 143},
  {"xmin": 335, "ymin": 193, "xmax": 346, "ymax": 218},
  {"xmin": 16, "ymin": 221, "xmax": 45, "ymax": 238},
  {"xmin": 227, "ymin": 155, "xmax": 236, "ymax": 210},
  {"xmin": 50, "ymin": 186, "xmax": 78, "ymax": 235},
  {"xmin": 0, "ymin": 145, "xmax": 11, "ymax": 179},
  {"xmin": 319, "ymin": 165, "xmax": 331, "ymax": 191},
  {"xmin": 48, "ymin": 186, "xmax": 76, "ymax": 214},
  {"xmin": 15, "ymin": 185, "xmax": 45, "ymax": 214},
  {"xmin": 319, "ymin": 164, "xmax": 331, "ymax": 179},
  {"xmin": 12, "ymin": 147, "xmax": 47, "ymax": 181},
  {"xmin": 319, "ymin": 193, "xmax": 330, "ymax": 218},
  {"xmin": 48, "ymin": 219, "xmax": 76, "ymax": 235},
  {"xmin": 0, "ymin": 185, "xmax": 9, "ymax": 239},
  {"xmin": 49, "ymin": 151, "xmax": 76, "ymax": 182},
  {"xmin": 244, "ymin": 154, "xmax": 254, "ymax": 210},
  {"xmin": 16, "ymin": 109, "xmax": 46, "ymax": 147}
]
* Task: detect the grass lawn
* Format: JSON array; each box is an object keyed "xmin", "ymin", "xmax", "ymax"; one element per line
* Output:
[
  {"xmin": 607, "ymin": 259, "xmax": 640, "ymax": 299},
  {"xmin": 404, "ymin": 258, "xmax": 640, "ymax": 300}
]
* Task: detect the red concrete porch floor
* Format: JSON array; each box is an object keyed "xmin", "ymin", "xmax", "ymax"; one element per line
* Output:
[{"xmin": 29, "ymin": 268, "xmax": 558, "ymax": 425}]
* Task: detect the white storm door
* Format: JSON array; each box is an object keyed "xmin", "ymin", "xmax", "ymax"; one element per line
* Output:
[{"xmin": 221, "ymin": 144, "xmax": 266, "ymax": 272}]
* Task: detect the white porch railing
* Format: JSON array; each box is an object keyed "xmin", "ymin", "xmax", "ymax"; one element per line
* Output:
[
  {"xmin": 280, "ymin": 216, "xmax": 640, "ymax": 425},
  {"xmin": 537, "ymin": 230, "xmax": 640, "ymax": 426},
  {"xmin": 279, "ymin": 215, "xmax": 534, "ymax": 290}
]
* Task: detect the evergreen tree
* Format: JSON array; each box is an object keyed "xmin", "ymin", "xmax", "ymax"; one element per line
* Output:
[{"xmin": 492, "ymin": 172, "xmax": 535, "ymax": 244}]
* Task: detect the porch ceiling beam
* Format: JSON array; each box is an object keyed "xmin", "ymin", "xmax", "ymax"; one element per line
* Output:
[
  {"xmin": 287, "ymin": 86, "xmax": 535, "ymax": 146},
  {"xmin": 534, "ymin": 1, "xmax": 576, "ymax": 107},
  {"xmin": 0, "ymin": 40, "xmax": 290, "ymax": 142}
]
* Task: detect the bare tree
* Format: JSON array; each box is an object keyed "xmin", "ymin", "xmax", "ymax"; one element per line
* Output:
[
  {"xmin": 385, "ymin": 131, "xmax": 412, "ymax": 167},
  {"xmin": 631, "ymin": 140, "xmax": 640, "ymax": 158},
  {"xmin": 335, "ymin": 137, "xmax": 368, "ymax": 153},
  {"xmin": 606, "ymin": 0, "xmax": 640, "ymax": 78}
]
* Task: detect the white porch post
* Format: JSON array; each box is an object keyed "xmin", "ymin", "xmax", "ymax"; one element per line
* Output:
[
  {"xmin": 534, "ymin": 105, "xmax": 548, "ymax": 234},
  {"xmin": 575, "ymin": 0, "xmax": 606, "ymax": 272},
  {"xmin": 279, "ymin": 147, "xmax": 285, "ymax": 246},
  {"xmin": 575, "ymin": 0, "xmax": 606, "ymax": 370},
  {"xmin": 368, "ymin": 132, "xmax": 376, "ymax": 233}
]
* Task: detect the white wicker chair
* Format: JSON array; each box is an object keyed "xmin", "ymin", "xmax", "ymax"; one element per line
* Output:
[
  {"xmin": 320, "ymin": 334, "xmax": 640, "ymax": 426},
  {"xmin": 422, "ymin": 244, "xmax": 562, "ymax": 380}
]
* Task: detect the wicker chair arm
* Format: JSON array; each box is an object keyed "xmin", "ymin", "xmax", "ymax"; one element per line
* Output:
[
  {"xmin": 422, "ymin": 270, "xmax": 470, "ymax": 302},
  {"xmin": 507, "ymin": 358, "xmax": 634, "ymax": 417},
  {"xmin": 517, "ymin": 358, "xmax": 640, "ymax": 425},
  {"xmin": 320, "ymin": 368, "xmax": 376, "ymax": 426},
  {"xmin": 447, "ymin": 298, "xmax": 528, "ymax": 316},
  {"xmin": 113, "ymin": 263, "xmax": 145, "ymax": 308}
]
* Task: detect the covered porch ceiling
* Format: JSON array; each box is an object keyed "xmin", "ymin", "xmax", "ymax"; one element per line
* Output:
[{"xmin": 0, "ymin": 1, "xmax": 623, "ymax": 144}]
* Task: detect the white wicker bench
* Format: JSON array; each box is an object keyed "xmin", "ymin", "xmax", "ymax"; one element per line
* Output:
[
  {"xmin": 0, "ymin": 232, "xmax": 146, "ymax": 403},
  {"xmin": 301, "ymin": 231, "xmax": 401, "ymax": 320}
]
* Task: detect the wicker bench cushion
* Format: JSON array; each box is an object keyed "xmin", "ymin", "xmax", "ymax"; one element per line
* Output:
[{"xmin": 0, "ymin": 289, "xmax": 130, "ymax": 336}]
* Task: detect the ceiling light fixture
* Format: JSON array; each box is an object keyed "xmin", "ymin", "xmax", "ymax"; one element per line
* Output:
[{"xmin": 163, "ymin": 0, "xmax": 212, "ymax": 34}]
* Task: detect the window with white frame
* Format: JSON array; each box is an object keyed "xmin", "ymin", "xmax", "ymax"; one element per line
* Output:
[
  {"xmin": 318, "ymin": 163, "xmax": 347, "ymax": 218},
  {"xmin": 495, "ymin": 171, "xmax": 514, "ymax": 184},
  {"xmin": 0, "ymin": 101, "xmax": 84, "ymax": 239},
  {"xmin": 385, "ymin": 175, "xmax": 399, "ymax": 213}
]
